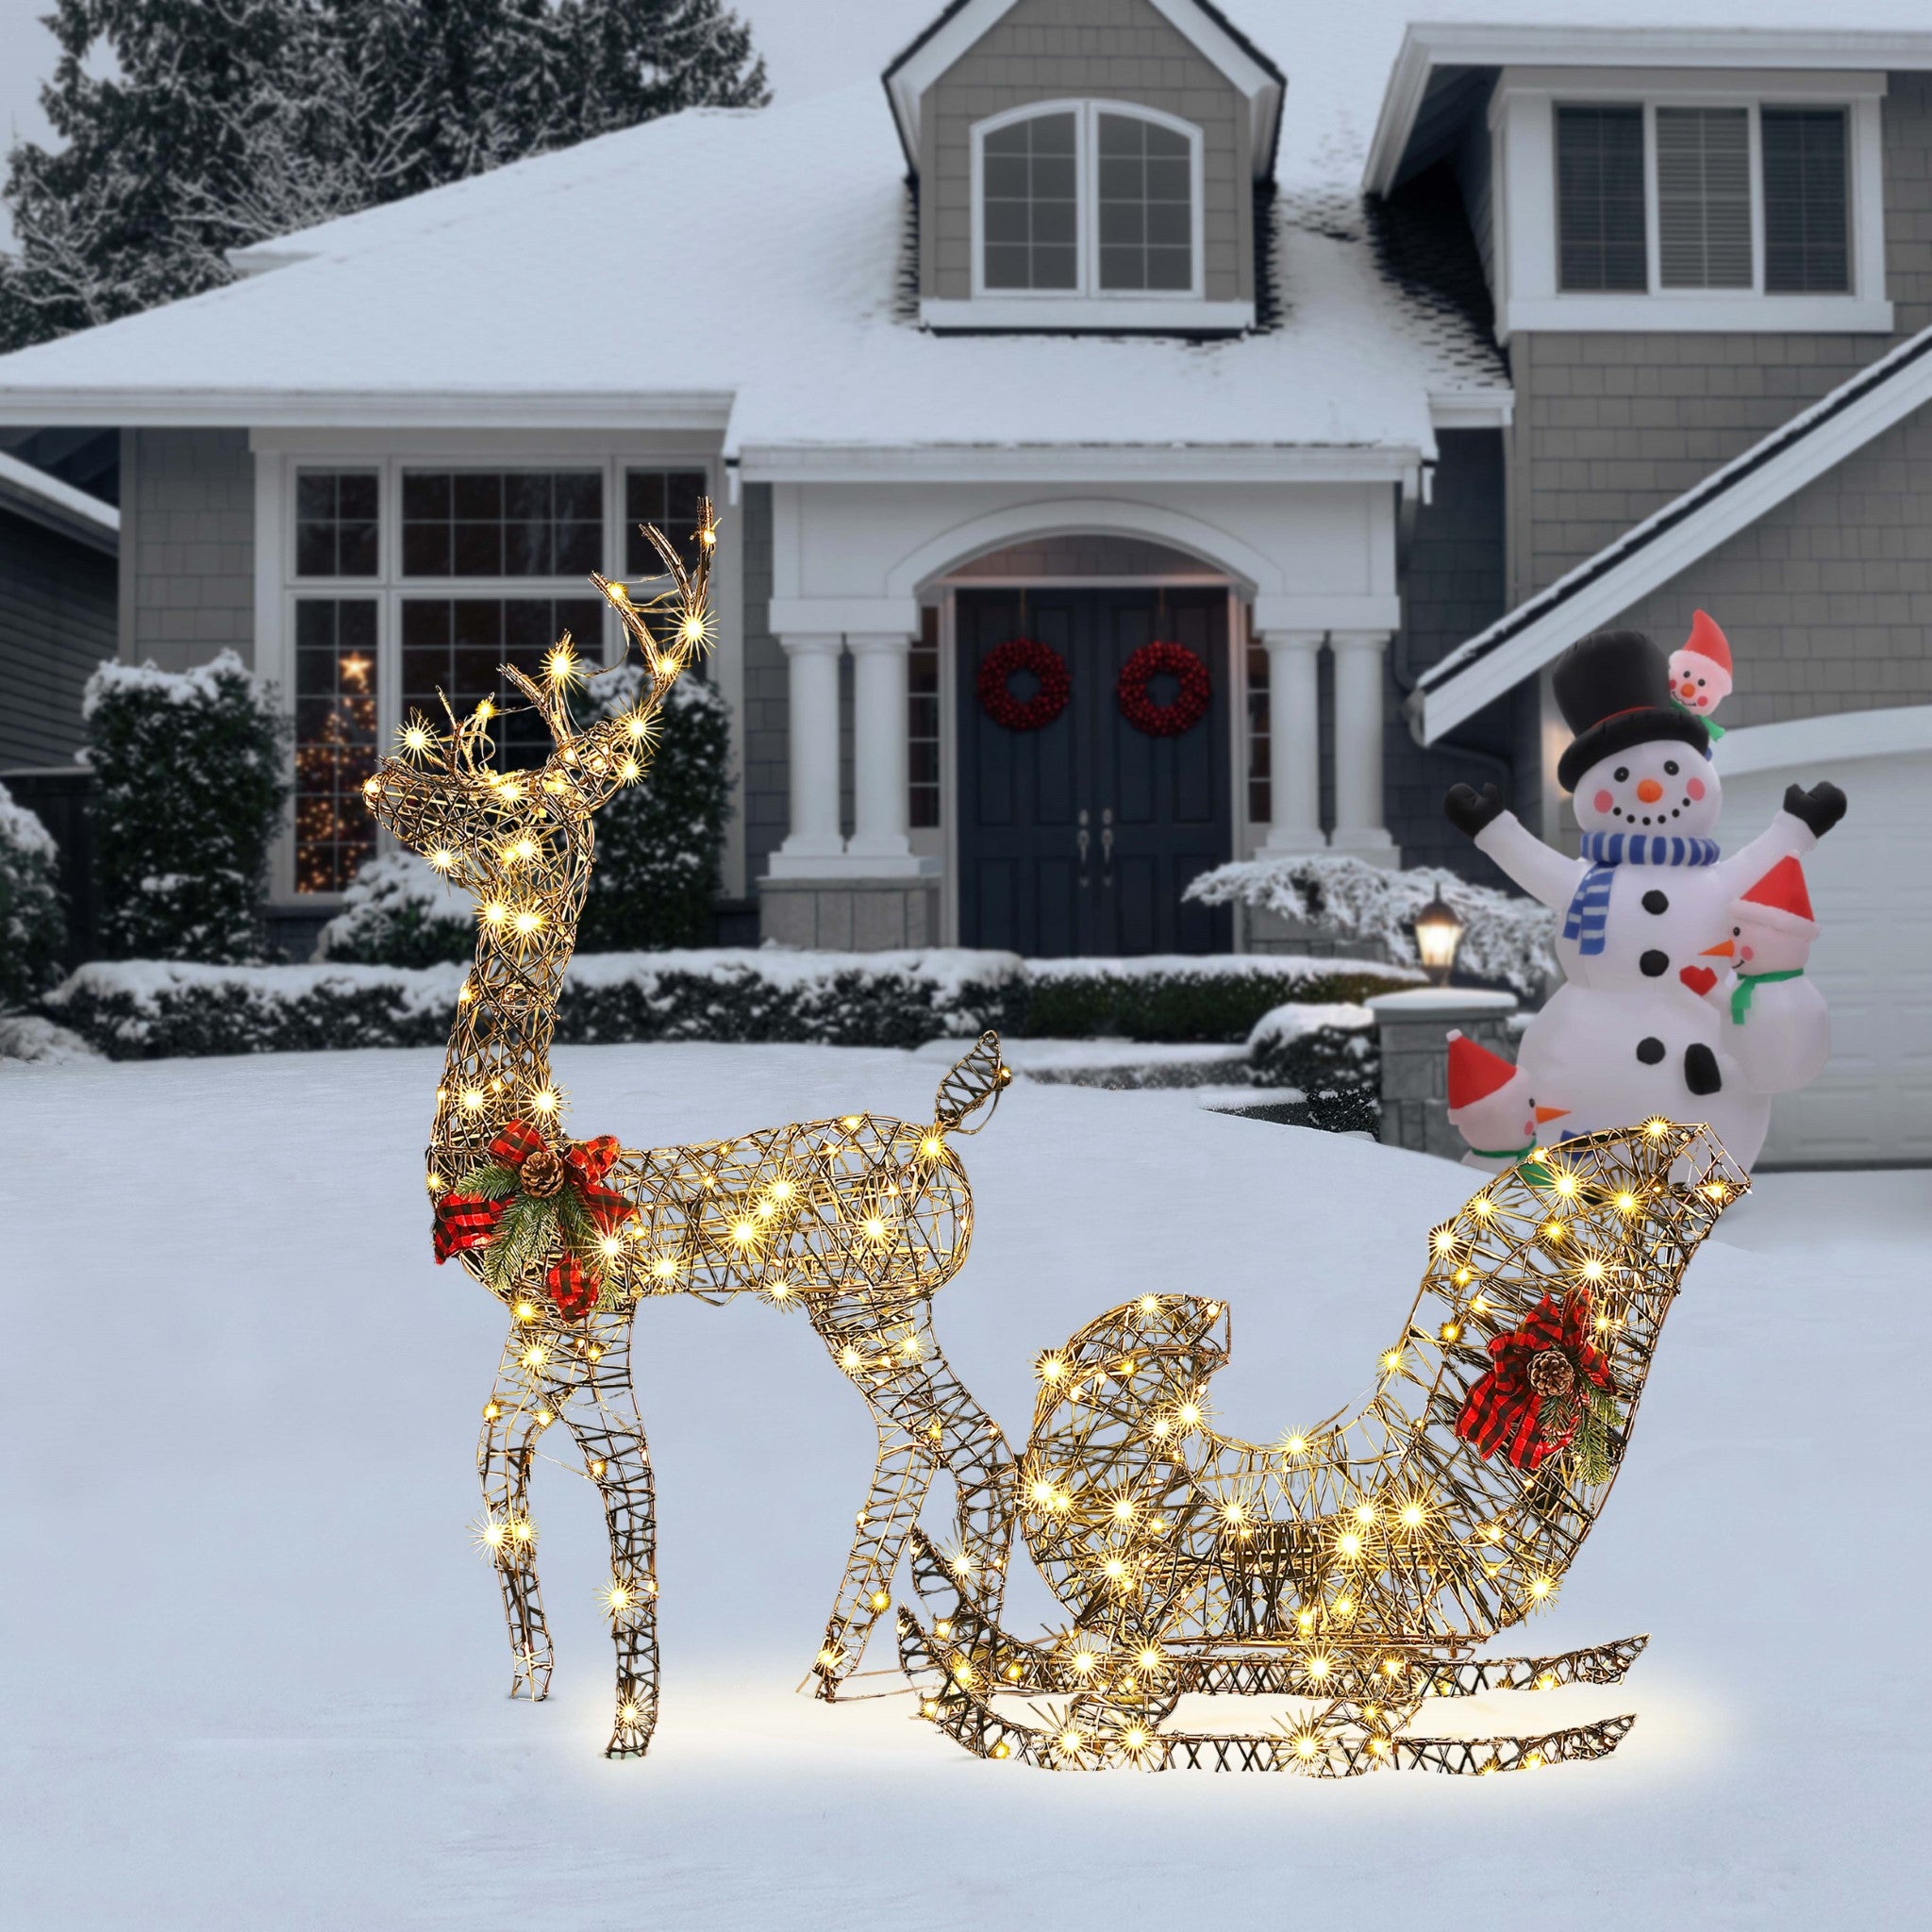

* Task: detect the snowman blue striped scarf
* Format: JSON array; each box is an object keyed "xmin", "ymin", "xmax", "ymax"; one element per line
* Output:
[{"xmin": 1562, "ymin": 831, "xmax": 1722, "ymax": 957}]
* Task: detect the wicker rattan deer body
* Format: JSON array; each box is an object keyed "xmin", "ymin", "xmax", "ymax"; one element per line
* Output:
[
  {"xmin": 362, "ymin": 512, "xmax": 1015, "ymax": 1757},
  {"xmin": 898, "ymin": 1123, "xmax": 1744, "ymax": 1774}
]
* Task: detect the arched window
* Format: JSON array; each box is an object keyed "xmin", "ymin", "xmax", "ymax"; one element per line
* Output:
[{"xmin": 973, "ymin": 102, "xmax": 1203, "ymax": 302}]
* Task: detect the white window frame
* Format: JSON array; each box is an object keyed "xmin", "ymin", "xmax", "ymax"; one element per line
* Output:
[
  {"xmin": 927, "ymin": 98, "xmax": 1251, "ymax": 332},
  {"xmin": 1489, "ymin": 67, "xmax": 1891, "ymax": 337},
  {"xmin": 264, "ymin": 449, "xmax": 718, "ymax": 899}
]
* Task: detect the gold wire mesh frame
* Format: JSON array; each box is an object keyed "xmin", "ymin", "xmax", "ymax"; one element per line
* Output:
[
  {"xmin": 363, "ymin": 507, "xmax": 1020, "ymax": 1756},
  {"xmin": 895, "ymin": 1121, "xmax": 1746, "ymax": 1775}
]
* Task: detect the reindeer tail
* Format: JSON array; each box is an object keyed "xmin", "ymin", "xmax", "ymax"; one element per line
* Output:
[{"xmin": 934, "ymin": 1030, "xmax": 1010, "ymax": 1133}]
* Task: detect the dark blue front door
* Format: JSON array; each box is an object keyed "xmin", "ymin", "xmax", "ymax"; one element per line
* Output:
[{"xmin": 956, "ymin": 587, "xmax": 1233, "ymax": 957}]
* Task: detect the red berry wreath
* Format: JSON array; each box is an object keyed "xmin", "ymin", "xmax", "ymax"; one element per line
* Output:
[
  {"xmin": 977, "ymin": 637, "xmax": 1071, "ymax": 733},
  {"xmin": 1116, "ymin": 640, "xmax": 1209, "ymax": 738}
]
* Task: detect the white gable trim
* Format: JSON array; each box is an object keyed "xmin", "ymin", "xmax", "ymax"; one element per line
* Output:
[
  {"xmin": 1365, "ymin": 23, "xmax": 1932, "ymax": 195},
  {"xmin": 884, "ymin": 0, "xmax": 1282, "ymax": 179},
  {"xmin": 1715, "ymin": 704, "xmax": 1932, "ymax": 778},
  {"xmin": 0, "ymin": 449, "xmax": 120, "ymax": 551},
  {"xmin": 1415, "ymin": 320, "xmax": 1932, "ymax": 743}
]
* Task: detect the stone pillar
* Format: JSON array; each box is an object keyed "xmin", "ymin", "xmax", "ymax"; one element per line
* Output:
[
  {"xmin": 1366, "ymin": 987, "xmax": 1520, "ymax": 1159},
  {"xmin": 770, "ymin": 632, "xmax": 844, "ymax": 874},
  {"xmin": 1329, "ymin": 628, "xmax": 1398, "ymax": 867},
  {"xmin": 1259, "ymin": 629, "xmax": 1324, "ymax": 853},
  {"xmin": 845, "ymin": 631, "xmax": 918, "ymax": 870}
]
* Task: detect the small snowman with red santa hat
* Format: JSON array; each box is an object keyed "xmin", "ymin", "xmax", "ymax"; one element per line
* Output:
[
  {"xmin": 1443, "ymin": 1029, "xmax": 1570, "ymax": 1175},
  {"xmin": 1695, "ymin": 855, "xmax": 1831, "ymax": 1098},
  {"xmin": 1669, "ymin": 609, "xmax": 1734, "ymax": 741},
  {"xmin": 1444, "ymin": 622, "xmax": 1845, "ymax": 1169}
]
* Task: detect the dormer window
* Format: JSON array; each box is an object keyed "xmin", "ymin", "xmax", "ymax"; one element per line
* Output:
[{"xmin": 952, "ymin": 100, "xmax": 1230, "ymax": 327}]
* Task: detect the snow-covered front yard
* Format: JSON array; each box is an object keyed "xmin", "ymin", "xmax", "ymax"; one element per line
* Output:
[{"xmin": 4, "ymin": 1044, "xmax": 1924, "ymax": 1928}]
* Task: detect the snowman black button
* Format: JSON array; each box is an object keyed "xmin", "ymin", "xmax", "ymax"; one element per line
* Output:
[
  {"xmin": 1642, "ymin": 890, "xmax": 1669, "ymax": 915},
  {"xmin": 1636, "ymin": 1037, "xmax": 1666, "ymax": 1064},
  {"xmin": 1640, "ymin": 949, "xmax": 1669, "ymax": 977}
]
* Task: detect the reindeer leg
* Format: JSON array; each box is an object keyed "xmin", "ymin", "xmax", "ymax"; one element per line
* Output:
[
  {"xmin": 558, "ymin": 1321, "xmax": 659, "ymax": 1758},
  {"xmin": 477, "ymin": 1330, "xmax": 558, "ymax": 1702},
  {"xmin": 808, "ymin": 1414, "xmax": 938, "ymax": 1700}
]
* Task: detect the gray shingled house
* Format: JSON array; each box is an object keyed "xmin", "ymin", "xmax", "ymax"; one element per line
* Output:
[{"xmin": 0, "ymin": 0, "xmax": 1926, "ymax": 1159}]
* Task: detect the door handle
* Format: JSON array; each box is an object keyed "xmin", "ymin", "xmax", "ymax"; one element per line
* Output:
[
  {"xmin": 1076, "ymin": 808, "xmax": 1091, "ymax": 886},
  {"xmin": 1100, "ymin": 808, "xmax": 1114, "ymax": 887}
]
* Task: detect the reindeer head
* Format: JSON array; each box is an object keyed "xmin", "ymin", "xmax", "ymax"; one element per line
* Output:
[{"xmin": 361, "ymin": 512, "xmax": 715, "ymax": 951}]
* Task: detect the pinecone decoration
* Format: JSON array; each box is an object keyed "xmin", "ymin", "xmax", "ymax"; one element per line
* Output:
[
  {"xmin": 1527, "ymin": 1348, "xmax": 1575, "ymax": 1398},
  {"xmin": 520, "ymin": 1146, "xmax": 565, "ymax": 1199}
]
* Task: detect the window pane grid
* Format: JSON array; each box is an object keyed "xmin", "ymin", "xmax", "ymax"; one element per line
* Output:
[
  {"xmin": 1763, "ymin": 108, "xmax": 1849, "ymax": 292},
  {"xmin": 1657, "ymin": 108, "xmax": 1752, "ymax": 290},
  {"xmin": 294, "ymin": 470, "xmax": 379, "ymax": 577},
  {"xmin": 624, "ymin": 468, "xmax": 710, "ymax": 578},
  {"xmin": 293, "ymin": 599, "xmax": 380, "ymax": 892},
  {"xmin": 400, "ymin": 597, "xmax": 606, "ymax": 769},
  {"xmin": 1096, "ymin": 112, "xmax": 1192, "ymax": 291},
  {"xmin": 400, "ymin": 469, "xmax": 603, "ymax": 578},
  {"xmin": 1557, "ymin": 105, "xmax": 1648, "ymax": 292},
  {"xmin": 909, "ymin": 606, "xmax": 940, "ymax": 829},
  {"xmin": 981, "ymin": 110, "xmax": 1079, "ymax": 291}
]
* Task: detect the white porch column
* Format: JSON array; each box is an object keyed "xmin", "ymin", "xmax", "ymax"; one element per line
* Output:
[
  {"xmin": 845, "ymin": 631, "xmax": 918, "ymax": 869},
  {"xmin": 1329, "ymin": 628, "xmax": 1399, "ymax": 866},
  {"xmin": 771, "ymin": 632, "xmax": 845, "ymax": 873},
  {"xmin": 1259, "ymin": 629, "xmax": 1325, "ymax": 853}
]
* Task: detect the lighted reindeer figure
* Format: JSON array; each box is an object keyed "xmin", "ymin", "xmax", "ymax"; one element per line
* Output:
[
  {"xmin": 899, "ymin": 1121, "xmax": 1745, "ymax": 1775},
  {"xmin": 362, "ymin": 508, "xmax": 1017, "ymax": 1757}
]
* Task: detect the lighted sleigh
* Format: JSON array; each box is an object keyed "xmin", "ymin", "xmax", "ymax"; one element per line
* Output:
[{"xmin": 898, "ymin": 1120, "xmax": 1744, "ymax": 1775}]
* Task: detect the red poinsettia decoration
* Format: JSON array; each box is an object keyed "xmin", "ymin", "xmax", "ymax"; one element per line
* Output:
[
  {"xmin": 1454, "ymin": 1291, "xmax": 1619, "ymax": 1474},
  {"xmin": 434, "ymin": 1119, "xmax": 633, "ymax": 1321}
]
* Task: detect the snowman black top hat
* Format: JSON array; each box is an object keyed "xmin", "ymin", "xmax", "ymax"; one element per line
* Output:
[{"xmin": 1554, "ymin": 628, "xmax": 1710, "ymax": 793}]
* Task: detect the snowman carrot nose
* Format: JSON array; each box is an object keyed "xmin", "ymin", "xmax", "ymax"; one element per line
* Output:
[
  {"xmin": 1636, "ymin": 778, "xmax": 1664, "ymax": 803},
  {"xmin": 1534, "ymin": 1105, "xmax": 1570, "ymax": 1124},
  {"xmin": 1702, "ymin": 938, "xmax": 1735, "ymax": 958}
]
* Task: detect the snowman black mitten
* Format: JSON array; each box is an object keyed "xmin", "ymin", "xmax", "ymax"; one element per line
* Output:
[
  {"xmin": 1444, "ymin": 782, "xmax": 1507, "ymax": 838},
  {"xmin": 1782, "ymin": 781, "xmax": 1848, "ymax": 840}
]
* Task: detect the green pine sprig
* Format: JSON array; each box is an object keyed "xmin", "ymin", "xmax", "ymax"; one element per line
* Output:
[
  {"xmin": 448, "ymin": 1159, "xmax": 518, "ymax": 1198},
  {"xmin": 483, "ymin": 1194, "xmax": 559, "ymax": 1296}
]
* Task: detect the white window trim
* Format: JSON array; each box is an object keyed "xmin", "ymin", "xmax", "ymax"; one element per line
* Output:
[
  {"xmin": 1489, "ymin": 68, "xmax": 1891, "ymax": 337},
  {"xmin": 928, "ymin": 98, "xmax": 1252, "ymax": 332},
  {"xmin": 266, "ymin": 450, "xmax": 717, "ymax": 898}
]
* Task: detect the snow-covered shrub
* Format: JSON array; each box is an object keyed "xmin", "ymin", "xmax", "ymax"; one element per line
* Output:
[
  {"xmin": 1246, "ymin": 1001, "xmax": 1380, "ymax": 1134},
  {"xmin": 0, "ymin": 781, "xmax": 66, "ymax": 1007},
  {"xmin": 84, "ymin": 653, "xmax": 289, "ymax": 964},
  {"xmin": 577, "ymin": 667, "xmax": 732, "ymax": 952},
  {"xmin": 1185, "ymin": 853, "xmax": 1557, "ymax": 998},
  {"xmin": 319, "ymin": 853, "xmax": 473, "ymax": 967},
  {"xmin": 1022, "ymin": 954, "xmax": 1419, "ymax": 1043},
  {"xmin": 45, "ymin": 949, "xmax": 1026, "ymax": 1060}
]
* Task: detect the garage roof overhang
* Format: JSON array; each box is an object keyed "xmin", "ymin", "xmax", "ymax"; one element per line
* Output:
[{"xmin": 1412, "ymin": 319, "xmax": 1932, "ymax": 744}]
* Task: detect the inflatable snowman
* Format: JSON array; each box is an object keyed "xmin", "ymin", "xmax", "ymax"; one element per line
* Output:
[
  {"xmin": 1444, "ymin": 626, "xmax": 1846, "ymax": 1170},
  {"xmin": 1698, "ymin": 856, "xmax": 1831, "ymax": 1098},
  {"xmin": 1669, "ymin": 609, "xmax": 1733, "ymax": 740},
  {"xmin": 1444, "ymin": 1028, "xmax": 1569, "ymax": 1174}
]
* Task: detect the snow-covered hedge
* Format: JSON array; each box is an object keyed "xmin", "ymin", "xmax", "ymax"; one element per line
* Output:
[
  {"xmin": 42, "ymin": 947, "xmax": 1422, "ymax": 1060},
  {"xmin": 84, "ymin": 652, "xmax": 289, "ymax": 964},
  {"xmin": 0, "ymin": 781, "xmax": 66, "ymax": 1007},
  {"xmin": 1185, "ymin": 853, "xmax": 1557, "ymax": 998},
  {"xmin": 1024, "ymin": 952, "xmax": 1419, "ymax": 1042},
  {"xmin": 317, "ymin": 853, "xmax": 472, "ymax": 967},
  {"xmin": 44, "ymin": 950, "xmax": 1024, "ymax": 1059},
  {"xmin": 1246, "ymin": 1001, "xmax": 1379, "ymax": 1133}
]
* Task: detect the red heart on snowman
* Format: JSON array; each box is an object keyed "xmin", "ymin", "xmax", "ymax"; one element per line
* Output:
[{"xmin": 1679, "ymin": 965, "xmax": 1718, "ymax": 997}]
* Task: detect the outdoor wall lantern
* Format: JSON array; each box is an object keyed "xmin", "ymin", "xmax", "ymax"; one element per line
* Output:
[{"xmin": 1412, "ymin": 893, "xmax": 1466, "ymax": 986}]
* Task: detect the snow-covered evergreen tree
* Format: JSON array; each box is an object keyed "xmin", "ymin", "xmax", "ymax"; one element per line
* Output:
[
  {"xmin": 0, "ymin": 0, "xmax": 768, "ymax": 351},
  {"xmin": 0, "ymin": 782, "xmax": 67, "ymax": 1007}
]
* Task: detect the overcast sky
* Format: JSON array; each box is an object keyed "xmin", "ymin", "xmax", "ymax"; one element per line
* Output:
[{"xmin": 0, "ymin": 0, "xmax": 925, "ymax": 249}]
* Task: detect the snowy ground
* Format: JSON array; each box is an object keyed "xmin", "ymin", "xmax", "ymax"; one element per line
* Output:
[{"xmin": 4, "ymin": 1043, "xmax": 1925, "ymax": 1928}]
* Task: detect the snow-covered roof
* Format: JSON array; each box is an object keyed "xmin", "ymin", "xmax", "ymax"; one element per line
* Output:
[
  {"xmin": 0, "ymin": 447, "xmax": 119, "ymax": 550},
  {"xmin": 0, "ymin": 0, "xmax": 1925, "ymax": 458}
]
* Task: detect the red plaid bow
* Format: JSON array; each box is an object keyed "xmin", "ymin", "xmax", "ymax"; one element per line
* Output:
[
  {"xmin": 1454, "ymin": 1292, "xmax": 1617, "ymax": 1473},
  {"xmin": 433, "ymin": 1119, "xmax": 633, "ymax": 1322}
]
